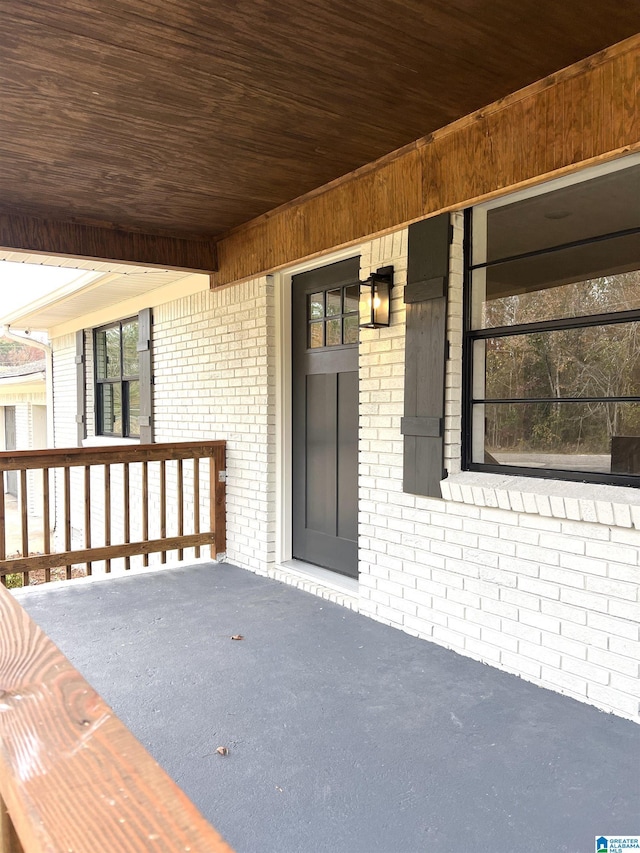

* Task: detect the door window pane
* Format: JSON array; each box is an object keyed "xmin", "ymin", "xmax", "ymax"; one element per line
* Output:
[
  {"xmin": 308, "ymin": 293, "xmax": 324, "ymax": 320},
  {"xmin": 326, "ymin": 289, "xmax": 342, "ymax": 316},
  {"xmin": 326, "ymin": 318, "xmax": 341, "ymax": 346},
  {"xmin": 343, "ymin": 314, "xmax": 359, "ymax": 344},
  {"xmin": 344, "ymin": 284, "xmax": 359, "ymax": 314},
  {"xmin": 309, "ymin": 322, "xmax": 324, "ymax": 348}
]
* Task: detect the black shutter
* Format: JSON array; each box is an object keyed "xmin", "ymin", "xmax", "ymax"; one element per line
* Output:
[
  {"xmin": 75, "ymin": 330, "xmax": 85, "ymax": 446},
  {"xmin": 401, "ymin": 213, "xmax": 451, "ymax": 496},
  {"xmin": 138, "ymin": 307, "xmax": 153, "ymax": 443}
]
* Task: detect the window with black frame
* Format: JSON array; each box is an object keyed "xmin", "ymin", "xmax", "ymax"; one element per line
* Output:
[
  {"xmin": 464, "ymin": 160, "xmax": 640, "ymax": 486},
  {"xmin": 94, "ymin": 318, "xmax": 140, "ymax": 438}
]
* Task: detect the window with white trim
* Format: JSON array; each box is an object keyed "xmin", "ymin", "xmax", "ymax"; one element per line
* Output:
[
  {"xmin": 94, "ymin": 318, "xmax": 140, "ymax": 438},
  {"xmin": 464, "ymin": 158, "xmax": 640, "ymax": 486}
]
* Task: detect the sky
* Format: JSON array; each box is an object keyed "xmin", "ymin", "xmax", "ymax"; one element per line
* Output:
[{"xmin": 0, "ymin": 261, "xmax": 85, "ymax": 320}]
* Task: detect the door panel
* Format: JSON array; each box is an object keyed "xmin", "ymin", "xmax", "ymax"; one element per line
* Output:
[
  {"xmin": 292, "ymin": 257, "xmax": 360, "ymax": 578},
  {"xmin": 337, "ymin": 371, "xmax": 358, "ymax": 541},
  {"xmin": 305, "ymin": 372, "xmax": 337, "ymax": 535}
]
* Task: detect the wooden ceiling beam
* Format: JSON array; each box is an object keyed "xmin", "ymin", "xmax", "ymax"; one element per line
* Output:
[
  {"xmin": 214, "ymin": 33, "xmax": 640, "ymax": 286},
  {"xmin": 0, "ymin": 213, "xmax": 217, "ymax": 272}
]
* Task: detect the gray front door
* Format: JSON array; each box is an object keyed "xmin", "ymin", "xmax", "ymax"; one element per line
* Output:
[
  {"xmin": 292, "ymin": 258, "xmax": 360, "ymax": 578},
  {"xmin": 4, "ymin": 407, "xmax": 17, "ymax": 497}
]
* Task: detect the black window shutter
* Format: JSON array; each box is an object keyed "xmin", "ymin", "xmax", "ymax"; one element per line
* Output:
[
  {"xmin": 75, "ymin": 330, "xmax": 85, "ymax": 446},
  {"xmin": 402, "ymin": 213, "xmax": 451, "ymax": 496},
  {"xmin": 138, "ymin": 307, "xmax": 154, "ymax": 443}
]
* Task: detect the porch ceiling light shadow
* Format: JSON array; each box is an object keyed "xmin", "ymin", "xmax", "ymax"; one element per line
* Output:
[{"xmin": 359, "ymin": 266, "xmax": 394, "ymax": 328}]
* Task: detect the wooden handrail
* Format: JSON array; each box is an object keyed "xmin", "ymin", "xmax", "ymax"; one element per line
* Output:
[
  {"xmin": 0, "ymin": 441, "xmax": 227, "ymax": 471},
  {"xmin": 0, "ymin": 442, "xmax": 226, "ymax": 585},
  {"xmin": 0, "ymin": 582, "xmax": 236, "ymax": 852}
]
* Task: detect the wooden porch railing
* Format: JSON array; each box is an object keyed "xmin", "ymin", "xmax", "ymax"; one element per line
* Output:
[
  {"xmin": 0, "ymin": 580, "xmax": 236, "ymax": 852},
  {"xmin": 0, "ymin": 441, "xmax": 226, "ymax": 586}
]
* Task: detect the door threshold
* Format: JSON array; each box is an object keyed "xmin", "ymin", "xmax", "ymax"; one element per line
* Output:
[{"xmin": 270, "ymin": 560, "xmax": 359, "ymax": 610}]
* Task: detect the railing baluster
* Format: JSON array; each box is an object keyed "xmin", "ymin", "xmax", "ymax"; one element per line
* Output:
[
  {"xmin": 142, "ymin": 460, "xmax": 149, "ymax": 567},
  {"xmin": 124, "ymin": 462, "xmax": 131, "ymax": 570},
  {"xmin": 43, "ymin": 469, "xmax": 51, "ymax": 583},
  {"xmin": 160, "ymin": 460, "xmax": 167, "ymax": 564},
  {"xmin": 177, "ymin": 459, "xmax": 184, "ymax": 561},
  {"xmin": 84, "ymin": 466, "xmax": 92, "ymax": 575},
  {"xmin": 20, "ymin": 470, "xmax": 29, "ymax": 587},
  {"xmin": 64, "ymin": 467, "xmax": 72, "ymax": 580},
  {"xmin": 193, "ymin": 457, "xmax": 200, "ymax": 559},
  {"xmin": 104, "ymin": 464, "xmax": 111, "ymax": 573},
  {"xmin": 0, "ymin": 487, "xmax": 5, "ymax": 587}
]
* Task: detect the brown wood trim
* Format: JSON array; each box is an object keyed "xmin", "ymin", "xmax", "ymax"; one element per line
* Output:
[
  {"xmin": 19, "ymin": 471, "xmax": 28, "ymax": 586},
  {"xmin": 0, "ymin": 441, "xmax": 227, "ymax": 471},
  {"xmin": 64, "ymin": 467, "xmax": 72, "ymax": 579},
  {"xmin": 124, "ymin": 462, "xmax": 131, "ymax": 571},
  {"xmin": 194, "ymin": 457, "xmax": 201, "ymax": 559},
  {"xmin": 0, "ymin": 532, "xmax": 217, "ymax": 576},
  {"xmin": 104, "ymin": 464, "xmax": 111, "ymax": 574},
  {"xmin": 177, "ymin": 459, "xmax": 184, "ymax": 562},
  {"xmin": 0, "ymin": 214, "xmax": 218, "ymax": 272},
  {"xmin": 83, "ymin": 466, "xmax": 92, "ymax": 576},
  {"xmin": 42, "ymin": 470, "xmax": 51, "ymax": 583},
  {"xmin": 212, "ymin": 444, "xmax": 227, "ymax": 556},
  {"xmin": 142, "ymin": 460, "xmax": 149, "ymax": 568},
  {"xmin": 214, "ymin": 34, "xmax": 640, "ymax": 285},
  {"xmin": 0, "ymin": 490, "xmax": 5, "ymax": 564},
  {"xmin": 160, "ymin": 459, "xmax": 167, "ymax": 564},
  {"xmin": 0, "ymin": 583, "xmax": 235, "ymax": 853}
]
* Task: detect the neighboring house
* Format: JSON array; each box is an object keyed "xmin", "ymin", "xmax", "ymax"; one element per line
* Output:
[
  {"xmin": 0, "ymin": 36, "xmax": 639, "ymax": 725},
  {"xmin": 0, "ymin": 359, "xmax": 47, "ymax": 510}
]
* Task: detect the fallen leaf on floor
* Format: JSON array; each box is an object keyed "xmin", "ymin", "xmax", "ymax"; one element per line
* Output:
[
  {"xmin": 216, "ymin": 746, "xmax": 229, "ymax": 756},
  {"xmin": 231, "ymin": 634, "xmax": 244, "ymax": 641}
]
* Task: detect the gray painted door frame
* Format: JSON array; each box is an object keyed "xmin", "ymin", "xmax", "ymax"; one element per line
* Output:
[{"xmin": 291, "ymin": 257, "xmax": 360, "ymax": 578}]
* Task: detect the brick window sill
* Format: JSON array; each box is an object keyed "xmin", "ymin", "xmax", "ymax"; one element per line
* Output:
[{"xmin": 441, "ymin": 472, "xmax": 640, "ymax": 529}]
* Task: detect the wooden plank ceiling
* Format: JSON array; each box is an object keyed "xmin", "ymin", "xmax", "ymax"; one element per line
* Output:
[{"xmin": 0, "ymin": 0, "xmax": 638, "ymax": 268}]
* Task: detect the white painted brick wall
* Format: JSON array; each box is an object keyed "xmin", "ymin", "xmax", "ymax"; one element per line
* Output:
[
  {"xmin": 357, "ymin": 215, "xmax": 640, "ymax": 723},
  {"xmin": 153, "ymin": 280, "xmax": 276, "ymax": 574}
]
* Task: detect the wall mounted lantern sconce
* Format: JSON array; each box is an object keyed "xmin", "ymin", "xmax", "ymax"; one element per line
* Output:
[{"xmin": 359, "ymin": 266, "xmax": 394, "ymax": 328}]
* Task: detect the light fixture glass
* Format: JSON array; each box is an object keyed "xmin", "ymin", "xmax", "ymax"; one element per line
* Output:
[{"xmin": 359, "ymin": 266, "xmax": 394, "ymax": 328}]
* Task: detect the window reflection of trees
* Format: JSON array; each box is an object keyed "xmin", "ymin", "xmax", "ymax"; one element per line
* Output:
[{"xmin": 481, "ymin": 270, "xmax": 640, "ymax": 458}]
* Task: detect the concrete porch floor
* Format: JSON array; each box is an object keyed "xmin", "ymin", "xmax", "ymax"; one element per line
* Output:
[{"xmin": 14, "ymin": 563, "xmax": 640, "ymax": 853}]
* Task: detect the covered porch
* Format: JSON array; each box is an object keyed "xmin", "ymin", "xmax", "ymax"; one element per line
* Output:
[{"xmin": 13, "ymin": 561, "xmax": 640, "ymax": 853}]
